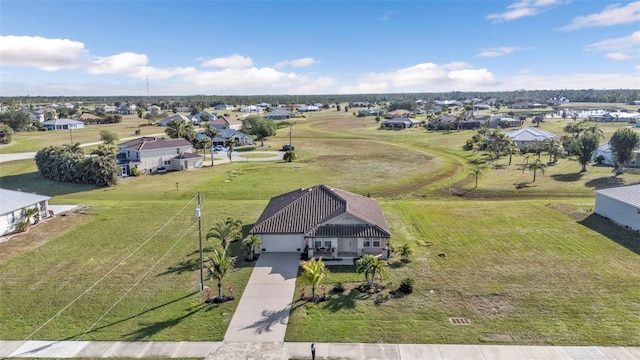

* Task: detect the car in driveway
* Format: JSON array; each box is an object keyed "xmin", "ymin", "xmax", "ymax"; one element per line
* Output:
[{"xmin": 213, "ymin": 145, "xmax": 225, "ymax": 152}]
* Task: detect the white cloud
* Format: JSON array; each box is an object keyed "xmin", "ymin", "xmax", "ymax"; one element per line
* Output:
[
  {"xmin": 88, "ymin": 52, "xmax": 148, "ymax": 75},
  {"xmin": 562, "ymin": 1, "xmax": 640, "ymax": 30},
  {"xmin": 477, "ymin": 47, "xmax": 518, "ymax": 57},
  {"xmin": 0, "ymin": 35, "xmax": 87, "ymax": 71},
  {"xmin": 448, "ymin": 68, "xmax": 496, "ymax": 84},
  {"xmin": 200, "ymin": 54, "xmax": 253, "ymax": 68},
  {"xmin": 275, "ymin": 57, "xmax": 316, "ymax": 68},
  {"xmin": 636, "ymin": 64, "xmax": 640, "ymax": 71},
  {"xmin": 380, "ymin": 11, "xmax": 393, "ymax": 21},
  {"xmin": 586, "ymin": 31, "xmax": 640, "ymax": 61},
  {"xmin": 487, "ymin": 0, "xmax": 566, "ymax": 22}
]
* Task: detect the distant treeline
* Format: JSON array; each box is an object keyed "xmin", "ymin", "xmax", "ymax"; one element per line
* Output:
[{"xmin": 2, "ymin": 89, "xmax": 638, "ymax": 108}]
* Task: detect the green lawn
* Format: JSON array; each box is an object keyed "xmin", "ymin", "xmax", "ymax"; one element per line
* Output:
[{"xmin": 1, "ymin": 107, "xmax": 639, "ymax": 344}]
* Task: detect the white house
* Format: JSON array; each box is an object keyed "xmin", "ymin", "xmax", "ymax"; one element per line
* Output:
[
  {"xmin": 116, "ymin": 137, "xmax": 202, "ymax": 176},
  {"xmin": 298, "ymin": 105, "xmax": 320, "ymax": 112},
  {"xmin": 593, "ymin": 142, "xmax": 640, "ymax": 168},
  {"xmin": 210, "ymin": 116, "xmax": 243, "ymax": 130},
  {"xmin": 157, "ymin": 114, "xmax": 191, "ymax": 126},
  {"xmin": 0, "ymin": 188, "xmax": 51, "ymax": 236},
  {"xmin": 239, "ymin": 105, "xmax": 260, "ymax": 113},
  {"xmin": 506, "ymin": 127, "xmax": 557, "ymax": 149},
  {"xmin": 250, "ymin": 185, "xmax": 391, "ymax": 263},
  {"xmin": 594, "ymin": 184, "xmax": 640, "ymax": 232},
  {"xmin": 213, "ymin": 104, "xmax": 235, "ymax": 111},
  {"xmin": 43, "ymin": 119, "xmax": 85, "ymax": 130}
]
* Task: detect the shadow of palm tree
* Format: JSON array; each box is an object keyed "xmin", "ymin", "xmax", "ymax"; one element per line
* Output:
[
  {"xmin": 579, "ymin": 213, "xmax": 640, "ymax": 256},
  {"xmin": 551, "ymin": 173, "xmax": 583, "ymax": 182},
  {"xmin": 388, "ymin": 260, "xmax": 406, "ymax": 269},
  {"xmin": 513, "ymin": 182, "xmax": 536, "ymax": 189},
  {"xmin": 584, "ymin": 176, "xmax": 626, "ymax": 189},
  {"xmin": 124, "ymin": 303, "xmax": 206, "ymax": 340},
  {"xmin": 241, "ymin": 306, "xmax": 290, "ymax": 335},
  {"xmin": 321, "ymin": 290, "xmax": 363, "ymax": 313},
  {"xmin": 157, "ymin": 258, "xmax": 200, "ymax": 276}
]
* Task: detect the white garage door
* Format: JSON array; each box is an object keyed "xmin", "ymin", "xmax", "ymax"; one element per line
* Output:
[{"xmin": 260, "ymin": 234, "xmax": 303, "ymax": 252}]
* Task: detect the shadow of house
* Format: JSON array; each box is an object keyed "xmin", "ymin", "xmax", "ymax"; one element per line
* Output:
[{"xmin": 579, "ymin": 213, "xmax": 640, "ymax": 255}]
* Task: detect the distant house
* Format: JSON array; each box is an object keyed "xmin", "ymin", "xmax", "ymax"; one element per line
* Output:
[
  {"xmin": 385, "ymin": 109, "xmax": 412, "ymax": 119},
  {"xmin": 116, "ymin": 137, "xmax": 202, "ymax": 176},
  {"xmin": 43, "ymin": 118, "xmax": 85, "ymax": 130},
  {"xmin": 190, "ymin": 111, "xmax": 218, "ymax": 123},
  {"xmin": 210, "ymin": 116, "xmax": 243, "ymax": 130},
  {"xmin": 157, "ymin": 114, "xmax": 191, "ymax": 126},
  {"xmin": 147, "ymin": 105, "xmax": 161, "ymax": 112},
  {"xmin": 298, "ymin": 105, "xmax": 320, "ymax": 112},
  {"xmin": 256, "ymin": 102, "xmax": 271, "ymax": 108},
  {"xmin": 511, "ymin": 102, "xmax": 543, "ymax": 109},
  {"xmin": 213, "ymin": 104, "xmax": 235, "ymax": 111},
  {"xmin": 240, "ymin": 105, "xmax": 260, "ymax": 113},
  {"xmin": 97, "ymin": 104, "xmax": 117, "ymax": 113},
  {"xmin": 75, "ymin": 113, "xmax": 102, "ymax": 123},
  {"xmin": 506, "ymin": 127, "xmax": 556, "ymax": 149},
  {"xmin": 210, "ymin": 129, "xmax": 254, "ymax": 147},
  {"xmin": 0, "ymin": 188, "xmax": 51, "ymax": 236},
  {"xmin": 589, "ymin": 112, "xmax": 640, "ymax": 123},
  {"xmin": 381, "ymin": 117, "xmax": 421, "ymax": 129},
  {"xmin": 488, "ymin": 115, "xmax": 522, "ymax": 129},
  {"xmin": 250, "ymin": 185, "xmax": 391, "ymax": 262},
  {"xmin": 116, "ymin": 104, "xmax": 137, "ymax": 115},
  {"xmin": 594, "ymin": 184, "xmax": 640, "ymax": 232},
  {"xmin": 358, "ymin": 109, "xmax": 382, "ymax": 117},
  {"xmin": 592, "ymin": 142, "xmax": 640, "ymax": 168},
  {"xmin": 267, "ymin": 109, "xmax": 296, "ymax": 120}
]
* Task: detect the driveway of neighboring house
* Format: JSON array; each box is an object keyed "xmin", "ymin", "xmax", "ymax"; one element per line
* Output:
[{"xmin": 224, "ymin": 253, "xmax": 300, "ymax": 342}]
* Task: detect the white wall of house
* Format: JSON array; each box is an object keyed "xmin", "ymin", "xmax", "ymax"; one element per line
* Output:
[
  {"xmin": 1, "ymin": 200, "xmax": 49, "ymax": 236},
  {"xmin": 595, "ymin": 194, "xmax": 640, "ymax": 232},
  {"xmin": 259, "ymin": 234, "xmax": 304, "ymax": 252},
  {"xmin": 120, "ymin": 146, "xmax": 192, "ymax": 173}
]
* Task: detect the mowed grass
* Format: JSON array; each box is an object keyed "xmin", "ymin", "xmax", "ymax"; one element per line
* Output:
[
  {"xmin": 286, "ymin": 200, "xmax": 640, "ymax": 345},
  {"xmin": 1, "ymin": 107, "xmax": 639, "ymax": 344}
]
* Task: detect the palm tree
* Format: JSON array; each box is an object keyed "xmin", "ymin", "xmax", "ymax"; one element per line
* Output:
[
  {"xmin": 225, "ymin": 217, "xmax": 243, "ymax": 233},
  {"xmin": 469, "ymin": 166, "xmax": 486, "ymax": 188},
  {"xmin": 21, "ymin": 207, "xmax": 40, "ymax": 224},
  {"xmin": 356, "ymin": 255, "xmax": 387, "ymax": 287},
  {"xmin": 195, "ymin": 136, "xmax": 212, "ymax": 155},
  {"xmin": 576, "ymin": 133, "xmax": 600, "ymax": 172},
  {"xmin": 63, "ymin": 143, "xmax": 84, "ymax": 154},
  {"xmin": 241, "ymin": 235, "xmax": 261, "ymax": 261},
  {"xmin": 545, "ymin": 138, "xmax": 563, "ymax": 163},
  {"xmin": 283, "ymin": 150, "xmax": 297, "ymax": 162},
  {"xmin": 399, "ymin": 243, "xmax": 413, "ymax": 263},
  {"xmin": 91, "ymin": 144, "xmax": 117, "ymax": 157},
  {"xmin": 225, "ymin": 138, "xmax": 235, "ymax": 162},
  {"xmin": 206, "ymin": 249, "xmax": 236, "ymax": 299},
  {"xmin": 165, "ymin": 120, "xmax": 195, "ymax": 141},
  {"xmin": 301, "ymin": 257, "xmax": 329, "ymax": 299},
  {"xmin": 522, "ymin": 159, "xmax": 547, "ymax": 182},
  {"xmin": 206, "ymin": 221, "xmax": 241, "ymax": 251},
  {"xmin": 205, "ymin": 125, "xmax": 219, "ymax": 139}
]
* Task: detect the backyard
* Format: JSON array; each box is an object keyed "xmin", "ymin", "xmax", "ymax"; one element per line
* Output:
[{"xmin": 0, "ymin": 108, "xmax": 638, "ymax": 344}]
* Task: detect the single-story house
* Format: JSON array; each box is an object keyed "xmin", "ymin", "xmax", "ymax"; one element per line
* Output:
[
  {"xmin": 358, "ymin": 109, "xmax": 382, "ymax": 116},
  {"xmin": 116, "ymin": 104, "xmax": 137, "ymax": 115},
  {"xmin": 267, "ymin": 109, "xmax": 296, "ymax": 120},
  {"xmin": 190, "ymin": 111, "xmax": 218, "ymax": 123},
  {"xmin": 506, "ymin": 127, "xmax": 557, "ymax": 149},
  {"xmin": 250, "ymin": 185, "xmax": 391, "ymax": 263},
  {"xmin": 0, "ymin": 188, "xmax": 51, "ymax": 236},
  {"xmin": 592, "ymin": 142, "xmax": 640, "ymax": 168},
  {"xmin": 43, "ymin": 118, "xmax": 85, "ymax": 130},
  {"xmin": 240, "ymin": 105, "xmax": 261, "ymax": 113},
  {"xmin": 213, "ymin": 104, "xmax": 235, "ymax": 111},
  {"xmin": 147, "ymin": 105, "xmax": 161, "ymax": 112},
  {"xmin": 75, "ymin": 113, "xmax": 102, "ymax": 123},
  {"xmin": 385, "ymin": 109, "xmax": 412, "ymax": 118},
  {"xmin": 97, "ymin": 104, "xmax": 117, "ymax": 113},
  {"xmin": 488, "ymin": 116, "xmax": 523, "ymax": 129},
  {"xmin": 157, "ymin": 114, "xmax": 191, "ymax": 126},
  {"xmin": 298, "ymin": 105, "xmax": 320, "ymax": 112},
  {"xmin": 116, "ymin": 137, "xmax": 202, "ymax": 176},
  {"xmin": 589, "ymin": 112, "xmax": 640, "ymax": 123},
  {"xmin": 381, "ymin": 117, "xmax": 422, "ymax": 129},
  {"xmin": 210, "ymin": 129, "xmax": 254, "ymax": 147},
  {"xmin": 210, "ymin": 116, "xmax": 243, "ymax": 130},
  {"xmin": 594, "ymin": 184, "xmax": 640, "ymax": 232}
]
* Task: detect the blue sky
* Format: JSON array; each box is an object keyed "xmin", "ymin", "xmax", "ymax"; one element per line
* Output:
[{"xmin": 1, "ymin": 0, "xmax": 639, "ymax": 96}]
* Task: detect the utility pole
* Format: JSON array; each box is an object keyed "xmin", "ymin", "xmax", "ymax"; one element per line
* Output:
[
  {"xmin": 195, "ymin": 192, "xmax": 204, "ymax": 292},
  {"xmin": 69, "ymin": 127, "xmax": 73, "ymax": 144},
  {"xmin": 289, "ymin": 123, "xmax": 292, "ymax": 148}
]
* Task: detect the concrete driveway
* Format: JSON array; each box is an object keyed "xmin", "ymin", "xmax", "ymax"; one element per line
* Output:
[{"xmin": 224, "ymin": 253, "xmax": 299, "ymax": 342}]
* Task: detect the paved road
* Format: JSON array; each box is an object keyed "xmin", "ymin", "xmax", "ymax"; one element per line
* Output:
[{"xmin": 2, "ymin": 340, "xmax": 638, "ymax": 359}]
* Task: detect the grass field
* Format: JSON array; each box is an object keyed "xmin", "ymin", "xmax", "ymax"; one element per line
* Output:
[{"xmin": 0, "ymin": 107, "xmax": 639, "ymax": 344}]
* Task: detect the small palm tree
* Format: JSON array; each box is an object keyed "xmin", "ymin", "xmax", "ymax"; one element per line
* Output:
[
  {"xmin": 283, "ymin": 150, "xmax": 297, "ymax": 162},
  {"xmin": 21, "ymin": 207, "xmax": 40, "ymax": 224},
  {"xmin": 207, "ymin": 249, "xmax": 236, "ymax": 299},
  {"xmin": 225, "ymin": 138, "xmax": 236, "ymax": 162},
  {"xmin": 399, "ymin": 243, "xmax": 413, "ymax": 263},
  {"xmin": 522, "ymin": 159, "xmax": 547, "ymax": 182},
  {"xmin": 241, "ymin": 235, "xmax": 261, "ymax": 261},
  {"xmin": 356, "ymin": 255, "xmax": 387, "ymax": 287},
  {"xmin": 301, "ymin": 257, "xmax": 329, "ymax": 299},
  {"xmin": 206, "ymin": 221, "xmax": 241, "ymax": 251}
]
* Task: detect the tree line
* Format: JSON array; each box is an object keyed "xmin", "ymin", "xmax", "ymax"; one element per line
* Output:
[{"xmin": 35, "ymin": 144, "xmax": 119, "ymax": 187}]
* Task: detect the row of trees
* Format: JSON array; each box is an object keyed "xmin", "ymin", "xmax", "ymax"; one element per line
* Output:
[{"xmin": 34, "ymin": 144, "xmax": 119, "ymax": 187}]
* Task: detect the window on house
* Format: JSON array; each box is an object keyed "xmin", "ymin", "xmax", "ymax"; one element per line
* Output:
[
  {"xmin": 324, "ymin": 240, "xmax": 332, "ymax": 248},
  {"xmin": 363, "ymin": 240, "xmax": 371, "ymax": 247},
  {"xmin": 373, "ymin": 240, "xmax": 381, "ymax": 247},
  {"xmin": 314, "ymin": 240, "xmax": 322, "ymax": 249},
  {"xmin": 164, "ymin": 160, "xmax": 171, "ymax": 165},
  {"xmin": 176, "ymin": 148, "xmax": 180, "ymax": 154}
]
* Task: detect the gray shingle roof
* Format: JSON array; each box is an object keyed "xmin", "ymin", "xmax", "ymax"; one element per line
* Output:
[
  {"xmin": 118, "ymin": 137, "xmax": 192, "ymax": 151},
  {"xmin": 250, "ymin": 185, "xmax": 391, "ymax": 238},
  {"xmin": 595, "ymin": 184, "xmax": 640, "ymax": 208}
]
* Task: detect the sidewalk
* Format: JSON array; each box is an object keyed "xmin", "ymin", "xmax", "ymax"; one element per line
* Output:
[{"xmin": 1, "ymin": 340, "xmax": 638, "ymax": 359}]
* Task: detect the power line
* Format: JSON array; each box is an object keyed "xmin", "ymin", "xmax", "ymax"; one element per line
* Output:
[
  {"xmin": 23, "ymin": 195, "xmax": 198, "ymax": 340},
  {"xmin": 76, "ymin": 221, "xmax": 197, "ymax": 340}
]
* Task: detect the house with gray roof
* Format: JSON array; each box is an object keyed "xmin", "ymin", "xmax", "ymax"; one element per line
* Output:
[
  {"xmin": 250, "ymin": 185, "xmax": 391, "ymax": 263},
  {"xmin": 267, "ymin": 109, "xmax": 296, "ymax": 120},
  {"xmin": 116, "ymin": 137, "xmax": 202, "ymax": 176},
  {"xmin": 594, "ymin": 184, "xmax": 640, "ymax": 232},
  {"xmin": 210, "ymin": 116, "xmax": 243, "ymax": 130},
  {"xmin": 43, "ymin": 118, "xmax": 85, "ymax": 130},
  {"xmin": 0, "ymin": 188, "xmax": 51, "ymax": 236},
  {"xmin": 381, "ymin": 117, "xmax": 421, "ymax": 129},
  {"xmin": 506, "ymin": 127, "xmax": 556, "ymax": 150}
]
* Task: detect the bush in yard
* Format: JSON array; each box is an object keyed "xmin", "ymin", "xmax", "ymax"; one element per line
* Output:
[
  {"xmin": 14, "ymin": 221, "xmax": 29, "ymax": 233},
  {"xmin": 399, "ymin": 278, "xmax": 415, "ymax": 294},
  {"xmin": 130, "ymin": 167, "xmax": 142, "ymax": 176},
  {"xmin": 332, "ymin": 282, "xmax": 345, "ymax": 293}
]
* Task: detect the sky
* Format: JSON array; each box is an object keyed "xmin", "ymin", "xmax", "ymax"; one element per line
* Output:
[{"xmin": 0, "ymin": 0, "xmax": 639, "ymax": 96}]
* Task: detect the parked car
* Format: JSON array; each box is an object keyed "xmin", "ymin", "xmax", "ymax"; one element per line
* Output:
[
  {"xmin": 213, "ymin": 145, "xmax": 225, "ymax": 152},
  {"xmin": 282, "ymin": 144, "xmax": 295, "ymax": 151}
]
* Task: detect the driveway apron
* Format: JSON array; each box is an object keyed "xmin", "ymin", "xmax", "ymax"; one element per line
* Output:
[{"xmin": 224, "ymin": 253, "xmax": 299, "ymax": 342}]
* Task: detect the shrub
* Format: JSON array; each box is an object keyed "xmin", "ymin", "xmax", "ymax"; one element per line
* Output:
[
  {"xmin": 134, "ymin": 129, "xmax": 141, "ymax": 135},
  {"xmin": 332, "ymin": 282, "xmax": 345, "ymax": 293},
  {"xmin": 130, "ymin": 167, "xmax": 142, "ymax": 176},
  {"xmin": 399, "ymin": 278, "xmax": 415, "ymax": 294},
  {"xmin": 15, "ymin": 221, "xmax": 29, "ymax": 233}
]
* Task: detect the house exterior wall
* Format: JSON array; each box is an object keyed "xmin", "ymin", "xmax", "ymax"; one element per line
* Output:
[
  {"xmin": 170, "ymin": 157, "xmax": 202, "ymax": 171},
  {"xmin": 595, "ymin": 194, "xmax": 640, "ymax": 232},
  {"xmin": 259, "ymin": 234, "xmax": 304, "ymax": 252},
  {"xmin": 119, "ymin": 145, "xmax": 192, "ymax": 173},
  {"xmin": 0, "ymin": 200, "xmax": 49, "ymax": 236}
]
